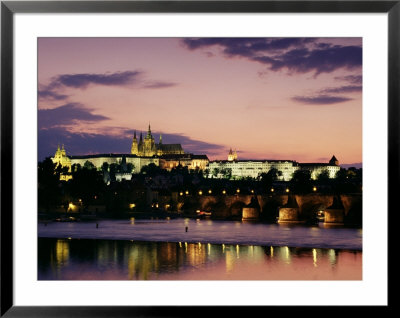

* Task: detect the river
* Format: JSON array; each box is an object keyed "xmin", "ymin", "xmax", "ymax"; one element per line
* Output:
[{"xmin": 38, "ymin": 218, "xmax": 362, "ymax": 280}]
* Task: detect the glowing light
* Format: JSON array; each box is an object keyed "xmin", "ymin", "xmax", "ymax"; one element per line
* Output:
[
  {"xmin": 222, "ymin": 244, "xmax": 225, "ymax": 253},
  {"xmin": 155, "ymin": 203, "xmax": 159, "ymax": 208},
  {"xmin": 285, "ymin": 188, "xmax": 290, "ymax": 193},
  {"xmin": 236, "ymin": 244, "xmax": 240, "ymax": 258},
  {"xmin": 198, "ymin": 190, "xmax": 203, "ymax": 195},
  {"xmin": 328, "ymin": 249, "xmax": 336, "ymax": 265},
  {"xmin": 270, "ymin": 188, "xmax": 274, "ymax": 192},
  {"xmin": 236, "ymin": 189, "xmax": 240, "ymax": 193},
  {"xmin": 130, "ymin": 217, "xmax": 135, "ymax": 224},
  {"xmin": 68, "ymin": 202, "xmax": 74, "ymax": 210},
  {"xmin": 313, "ymin": 248, "xmax": 318, "ymax": 267},
  {"xmin": 129, "ymin": 203, "xmax": 136, "ymax": 209},
  {"xmin": 179, "ymin": 242, "xmax": 182, "ymax": 248},
  {"xmin": 78, "ymin": 198, "xmax": 82, "ymax": 202},
  {"xmin": 185, "ymin": 190, "xmax": 189, "ymax": 195},
  {"xmin": 251, "ymin": 189, "xmax": 254, "ymax": 193},
  {"xmin": 185, "ymin": 242, "xmax": 188, "ymax": 253},
  {"xmin": 313, "ymin": 186, "xmax": 317, "ymax": 192},
  {"xmin": 207, "ymin": 243, "xmax": 211, "ymax": 255},
  {"xmin": 180, "ymin": 192, "xmax": 183, "ymax": 196},
  {"xmin": 208, "ymin": 190, "xmax": 212, "ymax": 194},
  {"xmin": 270, "ymin": 246, "xmax": 274, "ymax": 257},
  {"xmin": 222, "ymin": 190, "xmax": 226, "ymax": 194}
]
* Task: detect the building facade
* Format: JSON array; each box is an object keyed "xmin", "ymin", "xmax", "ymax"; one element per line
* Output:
[
  {"xmin": 207, "ymin": 159, "xmax": 299, "ymax": 181},
  {"xmin": 207, "ymin": 152, "xmax": 340, "ymax": 181},
  {"xmin": 299, "ymin": 155, "xmax": 340, "ymax": 180},
  {"xmin": 159, "ymin": 154, "xmax": 209, "ymax": 171}
]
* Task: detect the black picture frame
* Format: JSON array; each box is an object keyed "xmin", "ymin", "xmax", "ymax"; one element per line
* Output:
[{"xmin": 1, "ymin": 1, "xmax": 395, "ymax": 316}]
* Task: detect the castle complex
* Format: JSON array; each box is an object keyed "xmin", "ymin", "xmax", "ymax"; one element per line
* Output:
[
  {"xmin": 51, "ymin": 123, "xmax": 341, "ymax": 181},
  {"xmin": 51, "ymin": 124, "xmax": 209, "ymax": 177}
]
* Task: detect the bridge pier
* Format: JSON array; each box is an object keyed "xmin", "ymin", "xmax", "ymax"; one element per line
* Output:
[
  {"xmin": 323, "ymin": 195, "xmax": 345, "ymax": 225},
  {"xmin": 242, "ymin": 196, "xmax": 260, "ymax": 220},
  {"xmin": 242, "ymin": 207, "xmax": 260, "ymax": 220},
  {"xmin": 324, "ymin": 209, "xmax": 344, "ymax": 225},
  {"xmin": 277, "ymin": 195, "xmax": 305, "ymax": 224}
]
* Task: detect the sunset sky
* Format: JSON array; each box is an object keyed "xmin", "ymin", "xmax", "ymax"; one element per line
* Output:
[{"xmin": 38, "ymin": 37, "xmax": 362, "ymax": 166}]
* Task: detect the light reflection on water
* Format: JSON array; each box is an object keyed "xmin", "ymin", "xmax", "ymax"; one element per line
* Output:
[
  {"xmin": 38, "ymin": 238, "xmax": 362, "ymax": 280},
  {"xmin": 38, "ymin": 218, "xmax": 362, "ymax": 250}
]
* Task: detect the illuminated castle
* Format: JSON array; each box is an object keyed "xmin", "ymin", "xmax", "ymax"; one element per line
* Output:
[
  {"xmin": 51, "ymin": 123, "xmax": 209, "ymax": 179},
  {"xmin": 208, "ymin": 150, "xmax": 340, "ymax": 181},
  {"xmin": 131, "ymin": 124, "xmax": 184, "ymax": 157}
]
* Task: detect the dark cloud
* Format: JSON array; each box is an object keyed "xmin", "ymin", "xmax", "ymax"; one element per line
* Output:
[
  {"xmin": 334, "ymin": 75, "xmax": 362, "ymax": 84},
  {"xmin": 320, "ymin": 85, "xmax": 362, "ymax": 94},
  {"xmin": 292, "ymin": 95, "xmax": 353, "ymax": 105},
  {"xmin": 38, "ymin": 103, "xmax": 110, "ymax": 129},
  {"xmin": 254, "ymin": 46, "xmax": 362, "ymax": 75},
  {"xmin": 38, "ymin": 89, "xmax": 69, "ymax": 101},
  {"xmin": 183, "ymin": 38, "xmax": 316, "ymax": 56},
  {"xmin": 142, "ymin": 81, "xmax": 178, "ymax": 89},
  {"xmin": 47, "ymin": 71, "xmax": 142, "ymax": 90},
  {"xmin": 340, "ymin": 163, "xmax": 362, "ymax": 169},
  {"xmin": 38, "ymin": 127, "xmax": 225, "ymax": 161},
  {"xmin": 182, "ymin": 38, "xmax": 361, "ymax": 76}
]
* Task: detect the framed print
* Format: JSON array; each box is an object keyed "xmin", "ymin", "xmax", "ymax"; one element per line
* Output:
[{"xmin": 1, "ymin": 0, "xmax": 396, "ymax": 316}]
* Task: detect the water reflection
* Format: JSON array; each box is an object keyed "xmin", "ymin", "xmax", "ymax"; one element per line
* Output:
[{"xmin": 38, "ymin": 238, "xmax": 362, "ymax": 280}]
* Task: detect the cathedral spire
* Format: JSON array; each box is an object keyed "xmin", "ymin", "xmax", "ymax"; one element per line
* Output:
[
  {"xmin": 134, "ymin": 130, "xmax": 137, "ymax": 140},
  {"xmin": 147, "ymin": 122, "xmax": 152, "ymax": 138}
]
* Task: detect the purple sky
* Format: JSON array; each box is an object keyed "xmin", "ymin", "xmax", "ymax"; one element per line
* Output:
[{"xmin": 38, "ymin": 37, "xmax": 362, "ymax": 167}]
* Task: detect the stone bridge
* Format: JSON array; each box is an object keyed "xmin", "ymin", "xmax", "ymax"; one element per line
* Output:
[{"xmin": 177, "ymin": 193, "xmax": 362, "ymax": 225}]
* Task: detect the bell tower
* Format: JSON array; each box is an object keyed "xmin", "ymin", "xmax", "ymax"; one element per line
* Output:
[{"xmin": 131, "ymin": 131, "xmax": 139, "ymax": 155}]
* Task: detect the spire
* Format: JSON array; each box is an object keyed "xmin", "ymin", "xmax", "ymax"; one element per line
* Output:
[
  {"xmin": 329, "ymin": 155, "xmax": 339, "ymax": 166},
  {"xmin": 159, "ymin": 133, "xmax": 162, "ymax": 144},
  {"xmin": 139, "ymin": 132, "xmax": 143, "ymax": 142},
  {"xmin": 134, "ymin": 130, "xmax": 137, "ymax": 140},
  {"xmin": 147, "ymin": 122, "xmax": 152, "ymax": 138}
]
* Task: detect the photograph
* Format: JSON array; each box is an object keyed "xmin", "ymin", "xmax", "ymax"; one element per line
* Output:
[{"xmin": 37, "ymin": 37, "xmax": 363, "ymax": 281}]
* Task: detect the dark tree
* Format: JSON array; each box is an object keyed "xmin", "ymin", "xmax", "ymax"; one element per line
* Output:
[
  {"xmin": 38, "ymin": 157, "xmax": 63, "ymax": 212},
  {"xmin": 68, "ymin": 166, "xmax": 105, "ymax": 211},
  {"xmin": 290, "ymin": 169, "xmax": 312, "ymax": 193}
]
